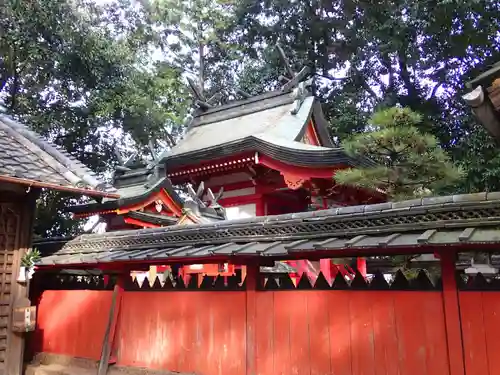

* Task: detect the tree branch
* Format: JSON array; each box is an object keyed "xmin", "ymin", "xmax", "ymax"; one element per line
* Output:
[
  {"xmin": 429, "ymin": 82, "xmax": 442, "ymax": 99},
  {"xmin": 9, "ymin": 46, "xmax": 18, "ymax": 111},
  {"xmin": 397, "ymin": 51, "xmax": 417, "ymax": 100},
  {"xmin": 165, "ymin": 130, "xmax": 176, "ymax": 147},
  {"xmin": 316, "ymin": 72, "xmax": 348, "ymax": 81}
]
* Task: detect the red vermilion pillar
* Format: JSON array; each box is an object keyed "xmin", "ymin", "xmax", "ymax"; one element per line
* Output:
[
  {"xmin": 246, "ymin": 264, "xmax": 258, "ymax": 375},
  {"xmin": 439, "ymin": 250, "xmax": 465, "ymax": 375}
]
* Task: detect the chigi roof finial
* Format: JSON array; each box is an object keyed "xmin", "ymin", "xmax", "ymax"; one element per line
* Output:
[
  {"xmin": 275, "ymin": 44, "xmax": 312, "ymax": 114},
  {"xmin": 276, "ymin": 43, "xmax": 311, "ymax": 93}
]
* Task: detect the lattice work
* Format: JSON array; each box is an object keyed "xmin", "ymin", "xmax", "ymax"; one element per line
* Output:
[
  {"xmin": 60, "ymin": 206, "xmax": 500, "ymax": 252},
  {"xmin": 0, "ymin": 204, "xmax": 19, "ymax": 370},
  {"xmin": 124, "ymin": 274, "xmax": 244, "ymax": 291},
  {"xmin": 261, "ymin": 270, "xmax": 442, "ymax": 291},
  {"xmin": 40, "ymin": 274, "xmax": 107, "ymax": 291},
  {"xmin": 458, "ymin": 273, "xmax": 500, "ymax": 291}
]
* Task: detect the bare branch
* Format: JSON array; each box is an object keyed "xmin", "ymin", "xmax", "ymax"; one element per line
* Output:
[
  {"xmin": 187, "ymin": 77, "xmax": 206, "ymax": 101},
  {"xmin": 276, "ymin": 44, "xmax": 295, "ymax": 78},
  {"xmin": 316, "ymin": 73, "xmax": 348, "ymax": 81},
  {"xmin": 429, "ymin": 82, "xmax": 443, "ymax": 99}
]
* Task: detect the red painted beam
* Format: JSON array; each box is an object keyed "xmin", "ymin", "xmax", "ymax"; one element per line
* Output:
[{"xmin": 258, "ymin": 154, "xmax": 342, "ymax": 179}]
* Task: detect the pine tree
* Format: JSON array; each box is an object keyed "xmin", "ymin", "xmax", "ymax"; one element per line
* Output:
[{"xmin": 335, "ymin": 107, "xmax": 463, "ymax": 200}]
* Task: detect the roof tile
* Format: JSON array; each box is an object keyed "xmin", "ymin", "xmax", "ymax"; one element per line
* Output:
[{"xmin": 0, "ymin": 114, "xmax": 110, "ymax": 195}]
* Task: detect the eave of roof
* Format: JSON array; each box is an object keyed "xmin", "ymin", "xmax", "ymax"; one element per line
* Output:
[
  {"xmin": 125, "ymin": 211, "xmax": 179, "ymax": 225},
  {"xmin": 35, "ymin": 191, "xmax": 500, "ymax": 268},
  {"xmin": 0, "ymin": 113, "xmax": 114, "ymax": 197},
  {"xmin": 68, "ymin": 176, "xmax": 182, "ymax": 214},
  {"xmin": 160, "ymin": 93, "xmax": 351, "ymax": 170},
  {"xmin": 467, "ymin": 61, "xmax": 500, "ymax": 88},
  {"xmin": 164, "ymin": 136, "xmax": 375, "ymax": 170},
  {"xmin": 36, "ymin": 227, "xmax": 500, "ymax": 268}
]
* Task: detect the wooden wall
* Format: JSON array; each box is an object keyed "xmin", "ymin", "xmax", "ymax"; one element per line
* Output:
[
  {"xmin": 0, "ymin": 185, "xmax": 39, "ymax": 375},
  {"xmin": 32, "ymin": 272, "xmax": 453, "ymax": 375},
  {"xmin": 35, "ymin": 290, "xmax": 113, "ymax": 360},
  {"xmin": 460, "ymin": 291, "xmax": 500, "ymax": 375}
]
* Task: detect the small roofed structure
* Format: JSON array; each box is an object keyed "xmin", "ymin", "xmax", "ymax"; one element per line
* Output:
[
  {"xmin": 160, "ymin": 79, "xmax": 380, "ymax": 209},
  {"xmin": 463, "ymin": 61, "xmax": 500, "ymax": 141},
  {"xmin": 67, "ymin": 153, "xmax": 227, "ymax": 230},
  {"xmin": 0, "ymin": 111, "xmax": 113, "ymax": 374},
  {"xmin": 61, "ymin": 46, "xmax": 384, "ymax": 285}
]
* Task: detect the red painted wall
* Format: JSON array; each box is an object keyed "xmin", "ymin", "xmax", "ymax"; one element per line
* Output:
[
  {"xmin": 34, "ymin": 289, "xmax": 449, "ymax": 375},
  {"xmin": 254, "ymin": 291, "xmax": 449, "ymax": 375},
  {"xmin": 459, "ymin": 292, "xmax": 500, "ymax": 375},
  {"xmin": 35, "ymin": 290, "xmax": 112, "ymax": 360},
  {"xmin": 116, "ymin": 291, "xmax": 246, "ymax": 374}
]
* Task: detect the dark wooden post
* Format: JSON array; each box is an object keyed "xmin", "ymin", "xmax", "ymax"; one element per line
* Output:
[
  {"xmin": 245, "ymin": 264, "xmax": 258, "ymax": 375},
  {"xmin": 97, "ymin": 272, "xmax": 126, "ymax": 375},
  {"xmin": 6, "ymin": 188, "xmax": 39, "ymax": 375},
  {"xmin": 439, "ymin": 250, "xmax": 465, "ymax": 375}
]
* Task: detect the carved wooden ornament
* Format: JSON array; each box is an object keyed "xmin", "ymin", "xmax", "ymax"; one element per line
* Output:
[{"xmin": 281, "ymin": 173, "xmax": 306, "ymax": 190}]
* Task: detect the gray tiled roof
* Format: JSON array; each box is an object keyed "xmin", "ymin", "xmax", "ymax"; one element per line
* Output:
[
  {"xmin": 35, "ymin": 191, "xmax": 500, "ymax": 267},
  {"xmin": 158, "ymin": 91, "xmax": 374, "ymax": 169},
  {"xmin": 36, "ymin": 227, "xmax": 500, "ymax": 267},
  {"xmin": 0, "ymin": 113, "xmax": 110, "ymax": 195}
]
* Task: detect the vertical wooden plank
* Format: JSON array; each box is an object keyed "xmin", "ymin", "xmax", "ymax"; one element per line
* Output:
[
  {"xmin": 246, "ymin": 265, "xmax": 258, "ymax": 375},
  {"xmin": 176, "ymin": 291, "xmax": 190, "ymax": 372},
  {"xmin": 36, "ymin": 290, "xmax": 113, "ymax": 360},
  {"xmin": 289, "ymin": 291, "xmax": 310, "ymax": 375},
  {"xmin": 97, "ymin": 275, "xmax": 124, "ymax": 375},
  {"xmin": 393, "ymin": 292, "xmax": 428, "ymax": 375},
  {"xmin": 227, "ymin": 292, "xmax": 247, "ymax": 375},
  {"xmin": 329, "ymin": 291, "xmax": 352, "ymax": 375},
  {"xmin": 6, "ymin": 190, "xmax": 38, "ymax": 375},
  {"xmin": 482, "ymin": 292, "xmax": 500, "ymax": 375},
  {"xmin": 439, "ymin": 251, "xmax": 465, "ymax": 375},
  {"xmin": 308, "ymin": 291, "xmax": 331, "ymax": 375},
  {"xmin": 255, "ymin": 291, "xmax": 274, "ymax": 375},
  {"xmin": 273, "ymin": 292, "xmax": 291, "ymax": 375},
  {"xmin": 194, "ymin": 292, "xmax": 207, "ymax": 375},
  {"xmin": 371, "ymin": 292, "xmax": 398, "ymax": 375},
  {"xmin": 422, "ymin": 292, "xmax": 450, "ymax": 375},
  {"xmin": 457, "ymin": 292, "xmax": 486, "ymax": 375},
  {"xmin": 213, "ymin": 291, "xmax": 228, "ymax": 375},
  {"xmin": 349, "ymin": 291, "xmax": 375, "ymax": 375}
]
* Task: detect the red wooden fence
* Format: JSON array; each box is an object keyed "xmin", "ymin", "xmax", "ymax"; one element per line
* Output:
[
  {"xmin": 116, "ymin": 291, "xmax": 247, "ymax": 374},
  {"xmin": 35, "ymin": 290, "xmax": 112, "ymax": 360},
  {"xmin": 254, "ymin": 291, "xmax": 449, "ymax": 375},
  {"xmin": 459, "ymin": 292, "xmax": 500, "ymax": 375},
  {"xmin": 34, "ymin": 289, "xmax": 450, "ymax": 375}
]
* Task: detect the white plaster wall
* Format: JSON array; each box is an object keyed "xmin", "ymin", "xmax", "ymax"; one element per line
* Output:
[{"xmin": 225, "ymin": 203, "xmax": 256, "ymax": 220}]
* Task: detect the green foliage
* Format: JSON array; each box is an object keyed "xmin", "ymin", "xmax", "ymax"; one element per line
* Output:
[
  {"xmin": 21, "ymin": 248, "xmax": 41, "ymax": 268},
  {"xmin": 1, "ymin": 0, "xmax": 190, "ymax": 236},
  {"xmin": 335, "ymin": 107, "xmax": 463, "ymax": 200},
  {"xmin": 4, "ymin": 0, "xmax": 500, "ymax": 237}
]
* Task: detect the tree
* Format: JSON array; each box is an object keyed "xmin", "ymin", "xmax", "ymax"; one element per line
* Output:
[
  {"xmin": 1, "ymin": 0, "xmax": 189, "ymax": 236},
  {"xmin": 225, "ymin": 0, "xmax": 500, "ymax": 137},
  {"xmin": 335, "ymin": 107, "xmax": 463, "ymax": 200}
]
